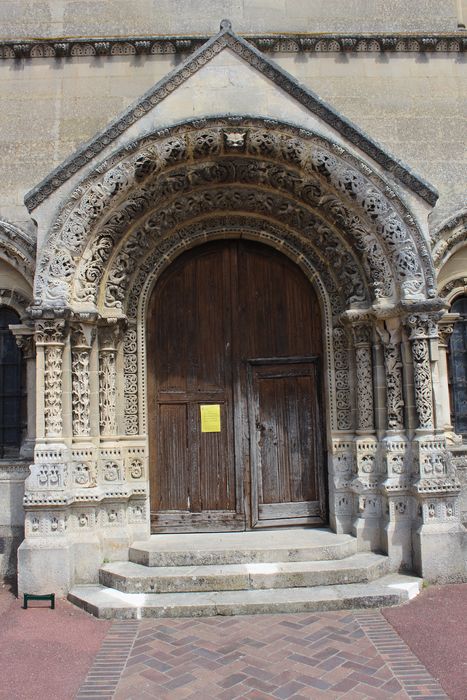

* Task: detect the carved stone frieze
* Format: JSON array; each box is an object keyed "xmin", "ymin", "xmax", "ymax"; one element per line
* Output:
[
  {"xmin": 81, "ymin": 159, "xmax": 384, "ymax": 310},
  {"xmin": 34, "ymin": 120, "xmax": 433, "ymax": 312},
  {"xmin": 3, "ymin": 33, "xmax": 465, "ymax": 65},
  {"xmin": 127, "ymin": 216, "xmax": 343, "ymax": 319},
  {"xmin": 439, "ymin": 276, "xmax": 467, "ymax": 301},
  {"xmin": 27, "ymin": 462, "xmax": 67, "ymax": 491},
  {"xmin": 72, "ymin": 461, "xmax": 96, "ymax": 488}
]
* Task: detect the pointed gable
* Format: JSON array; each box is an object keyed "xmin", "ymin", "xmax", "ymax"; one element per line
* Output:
[{"xmin": 25, "ymin": 19, "xmax": 437, "ymax": 212}]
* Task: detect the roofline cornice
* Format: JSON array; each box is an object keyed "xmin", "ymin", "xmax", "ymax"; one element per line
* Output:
[{"xmin": 1, "ymin": 31, "xmax": 465, "ymax": 59}]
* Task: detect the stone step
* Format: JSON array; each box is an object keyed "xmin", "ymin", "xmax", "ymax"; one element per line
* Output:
[
  {"xmin": 68, "ymin": 574, "xmax": 422, "ymax": 619},
  {"xmin": 129, "ymin": 528, "xmax": 357, "ymax": 567},
  {"xmin": 100, "ymin": 552, "xmax": 389, "ymax": 594}
]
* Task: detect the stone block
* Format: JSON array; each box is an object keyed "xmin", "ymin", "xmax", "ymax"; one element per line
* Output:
[
  {"xmin": 17, "ymin": 539, "xmax": 74, "ymax": 595},
  {"xmin": 413, "ymin": 523, "xmax": 467, "ymax": 583}
]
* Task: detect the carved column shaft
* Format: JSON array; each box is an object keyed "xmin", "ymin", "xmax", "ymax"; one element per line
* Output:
[
  {"xmin": 15, "ymin": 332, "xmax": 36, "ymax": 457},
  {"xmin": 437, "ymin": 320, "xmax": 457, "ymax": 436},
  {"xmin": 406, "ymin": 314, "xmax": 437, "ymax": 431},
  {"xmin": 352, "ymin": 323, "xmax": 375, "ymax": 433},
  {"xmin": 98, "ymin": 323, "xmax": 120, "ymax": 436},
  {"xmin": 71, "ymin": 326, "xmax": 92, "ymax": 437},
  {"xmin": 377, "ymin": 321, "xmax": 404, "ymax": 432},
  {"xmin": 35, "ymin": 320, "xmax": 67, "ymax": 439}
]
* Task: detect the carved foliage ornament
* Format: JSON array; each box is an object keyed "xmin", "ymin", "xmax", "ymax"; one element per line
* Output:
[
  {"xmin": 71, "ymin": 326, "xmax": 91, "ymax": 436},
  {"xmin": 377, "ymin": 321, "xmax": 404, "ymax": 431},
  {"xmin": 35, "ymin": 123, "xmax": 431, "ymax": 308},
  {"xmin": 35, "ymin": 320, "xmax": 67, "ymax": 437},
  {"xmin": 406, "ymin": 315, "xmax": 437, "ymax": 430}
]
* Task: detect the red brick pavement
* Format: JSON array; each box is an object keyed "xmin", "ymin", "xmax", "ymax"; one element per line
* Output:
[
  {"xmin": 0, "ymin": 583, "xmax": 110, "ymax": 700},
  {"xmin": 77, "ymin": 609, "xmax": 449, "ymax": 700},
  {"xmin": 2, "ymin": 582, "xmax": 465, "ymax": 699}
]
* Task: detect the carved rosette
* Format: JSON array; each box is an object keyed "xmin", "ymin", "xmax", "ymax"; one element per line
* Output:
[
  {"xmin": 377, "ymin": 321, "xmax": 404, "ymax": 431},
  {"xmin": 406, "ymin": 314, "xmax": 437, "ymax": 430},
  {"xmin": 98, "ymin": 323, "xmax": 120, "ymax": 436},
  {"xmin": 352, "ymin": 323, "xmax": 375, "ymax": 433},
  {"xmin": 71, "ymin": 326, "xmax": 91, "ymax": 436},
  {"xmin": 35, "ymin": 320, "xmax": 67, "ymax": 438}
]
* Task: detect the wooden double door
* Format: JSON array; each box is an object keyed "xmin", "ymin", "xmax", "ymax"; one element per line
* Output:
[{"xmin": 148, "ymin": 240, "xmax": 326, "ymax": 532}]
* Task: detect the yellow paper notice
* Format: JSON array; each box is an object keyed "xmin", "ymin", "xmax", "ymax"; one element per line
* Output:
[{"xmin": 200, "ymin": 404, "xmax": 221, "ymax": 433}]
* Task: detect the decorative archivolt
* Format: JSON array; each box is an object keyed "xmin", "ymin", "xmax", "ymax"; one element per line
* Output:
[
  {"xmin": 119, "ymin": 216, "xmax": 352, "ymax": 434},
  {"xmin": 34, "ymin": 119, "xmax": 435, "ymax": 313},
  {"xmin": 0, "ymin": 219, "xmax": 35, "ymax": 287},
  {"xmin": 432, "ymin": 210, "xmax": 467, "ymax": 273}
]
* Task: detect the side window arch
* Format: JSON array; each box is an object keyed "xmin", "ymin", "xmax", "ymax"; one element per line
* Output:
[
  {"xmin": 449, "ymin": 295, "xmax": 467, "ymax": 439},
  {"xmin": 0, "ymin": 306, "xmax": 24, "ymax": 457}
]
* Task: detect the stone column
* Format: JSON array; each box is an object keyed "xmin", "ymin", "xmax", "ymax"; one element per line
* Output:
[
  {"xmin": 437, "ymin": 315, "xmax": 462, "ymax": 444},
  {"xmin": 350, "ymin": 320, "xmax": 381, "ymax": 551},
  {"xmin": 405, "ymin": 313, "xmax": 463, "ymax": 582},
  {"xmin": 377, "ymin": 318, "xmax": 411, "ymax": 570},
  {"xmin": 11, "ymin": 327, "xmax": 36, "ymax": 459},
  {"xmin": 406, "ymin": 314, "xmax": 436, "ymax": 433},
  {"xmin": 328, "ymin": 324, "xmax": 354, "ymax": 535},
  {"xmin": 35, "ymin": 319, "xmax": 67, "ymax": 439},
  {"xmin": 71, "ymin": 325, "xmax": 92, "ymax": 438},
  {"xmin": 18, "ymin": 317, "xmax": 73, "ymax": 596},
  {"xmin": 98, "ymin": 322, "xmax": 119, "ymax": 437}
]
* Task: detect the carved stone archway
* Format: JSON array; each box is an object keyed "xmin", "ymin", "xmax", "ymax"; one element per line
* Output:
[{"xmin": 19, "ymin": 119, "xmax": 464, "ymax": 594}]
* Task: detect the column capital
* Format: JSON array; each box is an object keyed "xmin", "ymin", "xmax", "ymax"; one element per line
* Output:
[{"xmin": 35, "ymin": 318, "xmax": 68, "ymax": 345}]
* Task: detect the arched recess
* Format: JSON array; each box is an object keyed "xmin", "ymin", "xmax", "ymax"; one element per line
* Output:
[
  {"xmin": 27, "ymin": 119, "xmax": 450, "ymax": 554},
  {"xmin": 435, "ymin": 210, "xmax": 467, "ymax": 444},
  {"xmin": 0, "ymin": 220, "xmax": 36, "ymax": 459},
  {"xmin": 34, "ymin": 118, "xmax": 435, "ymax": 311}
]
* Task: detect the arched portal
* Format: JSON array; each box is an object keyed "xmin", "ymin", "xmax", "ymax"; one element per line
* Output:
[
  {"xmin": 19, "ymin": 118, "xmax": 465, "ymax": 595},
  {"xmin": 147, "ymin": 239, "xmax": 325, "ymax": 532}
]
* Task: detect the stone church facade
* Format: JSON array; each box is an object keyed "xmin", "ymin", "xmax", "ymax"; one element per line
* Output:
[{"xmin": 0, "ymin": 2, "xmax": 466, "ymax": 596}]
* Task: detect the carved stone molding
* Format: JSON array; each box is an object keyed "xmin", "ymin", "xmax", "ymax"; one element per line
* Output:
[
  {"xmin": 123, "ymin": 328, "xmax": 139, "ymax": 435},
  {"xmin": 24, "ymin": 27, "xmax": 440, "ymax": 212},
  {"xmin": 98, "ymin": 322, "xmax": 123, "ymax": 436},
  {"xmin": 13, "ymin": 329, "xmax": 35, "ymax": 358},
  {"xmin": 0, "ymin": 220, "xmax": 35, "ymax": 286},
  {"xmin": 405, "ymin": 313, "xmax": 440, "ymax": 431},
  {"xmin": 33, "ymin": 120, "xmax": 433, "ymax": 313},
  {"xmin": 351, "ymin": 323, "xmax": 375, "ymax": 433},
  {"xmin": 439, "ymin": 276, "xmax": 467, "ymax": 302},
  {"xmin": 2, "ymin": 33, "xmax": 465, "ymax": 63},
  {"xmin": 71, "ymin": 325, "xmax": 92, "ymax": 437},
  {"xmin": 432, "ymin": 211, "xmax": 467, "ymax": 272},
  {"xmin": 377, "ymin": 320, "xmax": 405, "ymax": 431},
  {"xmin": 35, "ymin": 320, "xmax": 67, "ymax": 438},
  {"xmin": 0, "ymin": 288, "xmax": 31, "ymax": 318}
]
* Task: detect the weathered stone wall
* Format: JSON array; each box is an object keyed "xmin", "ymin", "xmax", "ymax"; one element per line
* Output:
[
  {"xmin": 0, "ymin": 463, "xmax": 29, "ymax": 580},
  {"xmin": 0, "ymin": 0, "xmax": 462, "ymax": 37},
  {"xmin": 0, "ymin": 52, "xmax": 465, "ymax": 229}
]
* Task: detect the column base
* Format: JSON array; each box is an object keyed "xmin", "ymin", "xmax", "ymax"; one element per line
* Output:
[
  {"xmin": 17, "ymin": 538, "xmax": 73, "ymax": 596},
  {"xmin": 413, "ymin": 522, "xmax": 467, "ymax": 583}
]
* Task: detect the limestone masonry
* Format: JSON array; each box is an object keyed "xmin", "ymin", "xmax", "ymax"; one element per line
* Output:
[{"xmin": 0, "ymin": 1, "xmax": 466, "ymax": 602}]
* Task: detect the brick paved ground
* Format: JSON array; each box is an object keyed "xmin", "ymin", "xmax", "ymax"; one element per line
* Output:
[{"xmin": 77, "ymin": 609, "xmax": 450, "ymax": 700}]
